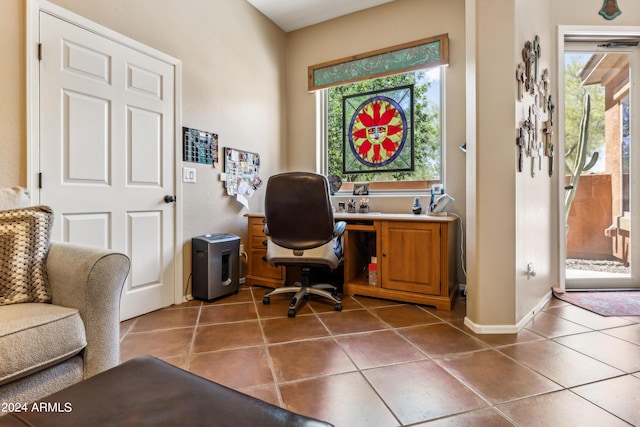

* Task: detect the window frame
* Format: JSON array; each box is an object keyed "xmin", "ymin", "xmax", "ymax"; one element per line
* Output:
[{"xmin": 317, "ymin": 67, "xmax": 445, "ymax": 195}]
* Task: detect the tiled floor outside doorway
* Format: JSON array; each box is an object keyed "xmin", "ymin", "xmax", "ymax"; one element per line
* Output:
[{"xmin": 120, "ymin": 287, "xmax": 640, "ymax": 427}]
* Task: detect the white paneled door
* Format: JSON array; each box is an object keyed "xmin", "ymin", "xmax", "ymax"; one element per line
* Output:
[{"xmin": 38, "ymin": 11, "xmax": 177, "ymax": 320}]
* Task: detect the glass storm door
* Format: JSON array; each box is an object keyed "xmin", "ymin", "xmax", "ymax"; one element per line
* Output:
[{"xmin": 563, "ymin": 40, "xmax": 640, "ymax": 289}]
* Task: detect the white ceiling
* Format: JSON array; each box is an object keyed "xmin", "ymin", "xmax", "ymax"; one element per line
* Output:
[{"xmin": 246, "ymin": 0, "xmax": 395, "ymax": 32}]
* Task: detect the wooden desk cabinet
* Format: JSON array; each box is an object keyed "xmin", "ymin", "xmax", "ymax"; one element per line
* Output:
[
  {"xmin": 245, "ymin": 213, "xmax": 457, "ymax": 310},
  {"xmin": 344, "ymin": 217, "xmax": 457, "ymax": 310},
  {"xmin": 245, "ymin": 215, "xmax": 285, "ymax": 288}
]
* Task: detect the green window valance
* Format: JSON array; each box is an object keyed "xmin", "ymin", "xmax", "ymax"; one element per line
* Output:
[{"xmin": 308, "ymin": 33, "xmax": 448, "ymax": 91}]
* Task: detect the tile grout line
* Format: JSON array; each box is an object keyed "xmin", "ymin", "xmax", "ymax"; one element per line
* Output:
[
  {"xmin": 121, "ymin": 290, "xmax": 640, "ymax": 425},
  {"xmin": 250, "ymin": 285, "xmax": 287, "ymax": 407},
  {"xmin": 183, "ymin": 301, "xmax": 203, "ymax": 371}
]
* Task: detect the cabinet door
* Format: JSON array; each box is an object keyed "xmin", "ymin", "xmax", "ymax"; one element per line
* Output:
[{"xmin": 380, "ymin": 221, "xmax": 441, "ymax": 295}]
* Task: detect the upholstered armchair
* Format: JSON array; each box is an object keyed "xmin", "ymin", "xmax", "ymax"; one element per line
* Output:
[{"xmin": 0, "ymin": 188, "xmax": 130, "ymax": 404}]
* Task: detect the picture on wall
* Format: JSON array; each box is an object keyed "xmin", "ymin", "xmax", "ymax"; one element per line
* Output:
[
  {"xmin": 343, "ymin": 85, "xmax": 414, "ymax": 174},
  {"xmin": 183, "ymin": 127, "xmax": 218, "ymax": 166}
]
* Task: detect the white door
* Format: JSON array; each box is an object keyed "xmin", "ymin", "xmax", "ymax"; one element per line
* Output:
[{"xmin": 39, "ymin": 11, "xmax": 177, "ymax": 320}]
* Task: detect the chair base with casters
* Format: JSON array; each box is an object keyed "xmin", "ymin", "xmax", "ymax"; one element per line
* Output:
[{"xmin": 262, "ymin": 267, "xmax": 342, "ymax": 317}]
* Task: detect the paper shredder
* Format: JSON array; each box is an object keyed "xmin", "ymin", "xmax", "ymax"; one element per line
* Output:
[{"xmin": 192, "ymin": 233, "xmax": 240, "ymax": 301}]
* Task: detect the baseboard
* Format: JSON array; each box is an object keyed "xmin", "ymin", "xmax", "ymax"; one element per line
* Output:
[
  {"xmin": 463, "ymin": 317, "xmax": 520, "ymax": 334},
  {"xmin": 463, "ymin": 289, "xmax": 552, "ymax": 334}
]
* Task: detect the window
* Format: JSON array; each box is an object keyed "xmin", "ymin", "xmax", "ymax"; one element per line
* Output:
[{"xmin": 322, "ymin": 68, "xmax": 443, "ymax": 192}]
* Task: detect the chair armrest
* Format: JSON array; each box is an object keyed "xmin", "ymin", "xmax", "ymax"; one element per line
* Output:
[
  {"xmin": 334, "ymin": 221, "xmax": 346, "ymax": 237},
  {"xmin": 46, "ymin": 243, "xmax": 130, "ymax": 379}
]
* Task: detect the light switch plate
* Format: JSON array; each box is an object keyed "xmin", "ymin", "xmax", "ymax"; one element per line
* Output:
[{"xmin": 183, "ymin": 167, "xmax": 196, "ymax": 183}]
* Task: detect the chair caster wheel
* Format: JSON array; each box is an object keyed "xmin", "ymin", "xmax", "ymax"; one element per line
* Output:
[
  {"xmin": 335, "ymin": 303, "xmax": 342, "ymax": 312},
  {"xmin": 263, "ymin": 296, "xmax": 270, "ymax": 305},
  {"xmin": 287, "ymin": 309, "xmax": 296, "ymax": 318}
]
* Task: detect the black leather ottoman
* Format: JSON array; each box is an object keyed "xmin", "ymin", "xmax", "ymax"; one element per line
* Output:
[{"xmin": 0, "ymin": 356, "xmax": 333, "ymax": 427}]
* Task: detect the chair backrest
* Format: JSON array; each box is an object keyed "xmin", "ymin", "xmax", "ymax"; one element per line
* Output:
[{"xmin": 265, "ymin": 172, "xmax": 335, "ymax": 250}]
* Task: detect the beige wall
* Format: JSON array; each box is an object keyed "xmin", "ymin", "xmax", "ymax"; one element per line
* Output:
[
  {"xmin": 2, "ymin": 0, "xmax": 287, "ymax": 296},
  {"xmin": 285, "ymin": 0, "xmax": 467, "ymax": 281},
  {"xmin": 467, "ymin": 0, "xmax": 640, "ymax": 327},
  {"xmin": 5, "ymin": 0, "xmax": 640, "ymax": 324},
  {"xmin": 465, "ymin": 0, "xmax": 520, "ymax": 327},
  {"xmin": 0, "ymin": 1, "xmax": 27, "ymax": 187},
  {"xmin": 286, "ymin": 0, "xmax": 467, "ymax": 201},
  {"xmin": 552, "ymin": 0, "xmax": 640, "ymax": 26},
  {"xmin": 514, "ymin": 0, "xmax": 555, "ymax": 324}
]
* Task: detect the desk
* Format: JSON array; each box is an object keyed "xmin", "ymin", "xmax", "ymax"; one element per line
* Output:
[{"xmin": 245, "ymin": 213, "xmax": 457, "ymax": 310}]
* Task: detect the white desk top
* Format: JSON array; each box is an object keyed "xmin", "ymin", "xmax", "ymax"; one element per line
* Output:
[
  {"xmin": 334, "ymin": 212, "xmax": 457, "ymax": 222},
  {"xmin": 246, "ymin": 212, "xmax": 457, "ymax": 223}
]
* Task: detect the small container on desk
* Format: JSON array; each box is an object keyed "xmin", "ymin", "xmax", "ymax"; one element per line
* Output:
[{"xmin": 368, "ymin": 257, "xmax": 377, "ymax": 285}]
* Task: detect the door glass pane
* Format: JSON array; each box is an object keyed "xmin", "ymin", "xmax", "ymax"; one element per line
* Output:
[{"xmin": 564, "ymin": 50, "xmax": 631, "ymax": 282}]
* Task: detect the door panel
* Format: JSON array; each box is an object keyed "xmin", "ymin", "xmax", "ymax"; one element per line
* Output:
[
  {"xmin": 62, "ymin": 213, "xmax": 110, "ymax": 249},
  {"xmin": 128, "ymin": 107, "xmax": 162, "ymax": 185},
  {"xmin": 129, "ymin": 212, "xmax": 162, "ymax": 286},
  {"xmin": 64, "ymin": 91, "xmax": 110, "ymax": 184},
  {"xmin": 40, "ymin": 12, "xmax": 176, "ymax": 319}
]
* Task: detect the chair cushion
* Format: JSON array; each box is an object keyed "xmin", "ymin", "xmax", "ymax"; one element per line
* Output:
[
  {"xmin": 0, "ymin": 303, "xmax": 87, "ymax": 385},
  {"xmin": 0, "ymin": 206, "xmax": 54, "ymax": 305}
]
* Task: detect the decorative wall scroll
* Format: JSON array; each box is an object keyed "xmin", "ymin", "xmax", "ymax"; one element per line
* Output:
[
  {"xmin": 515, "ymin": 35, "xmax": 555, "ymax": 178},
  {"xmin": 599, "ymin": 0, "xmax": 622, "ymax": 20},
  {"xmin": 343, "ymin": 85, "xmax": 414, "ymax": 174},
  {"xmin": 183, "ymin": 127, "xmax": 218, "ymax": 166}
]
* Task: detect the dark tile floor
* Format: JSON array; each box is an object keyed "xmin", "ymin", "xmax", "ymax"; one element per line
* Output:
[{"xmin": 120, "ymin": 287, "xmax": 640, "ymax": 427}]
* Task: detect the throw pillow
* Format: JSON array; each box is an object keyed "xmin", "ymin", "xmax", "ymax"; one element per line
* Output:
[{"xmin": 0, "ymin": 206, "xmax": 54, "ymax": 305}]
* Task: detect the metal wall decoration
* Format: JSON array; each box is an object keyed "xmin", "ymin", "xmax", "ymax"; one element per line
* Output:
[
  {"xmin": 343, "ymin": 85, "xmax": 414, "ymax": 175},
  {"xmin": 183, "ymin": 127, "xmax": 218, "ymax": 166},
  {"xmin": 515, "ymin": 35, "xmax": 555, "ymax": 178},
  {"xmin": 599, "ymin": 0, "xmax": 622, "ymax": 20}
]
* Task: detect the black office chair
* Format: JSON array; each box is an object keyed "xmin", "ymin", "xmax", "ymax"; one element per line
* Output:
[{"xmin": 261, "ymin": 172, "xmax": 346, "ymax": 317}]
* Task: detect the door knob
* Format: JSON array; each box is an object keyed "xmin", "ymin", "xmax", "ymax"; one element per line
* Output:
[{"xmin": 164, "ymin": 195, "xmax": 176, "ymax": 203}]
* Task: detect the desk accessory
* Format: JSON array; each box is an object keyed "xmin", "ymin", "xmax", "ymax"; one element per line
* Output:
[{"xmin": 412, "ymin": 197, "xmax": 422, "ymax": 214}]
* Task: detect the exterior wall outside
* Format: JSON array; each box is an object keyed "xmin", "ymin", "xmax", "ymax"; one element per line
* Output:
[{"xmin": 566, "ymin": 174, "xmax": 613, "ymax": 259}]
